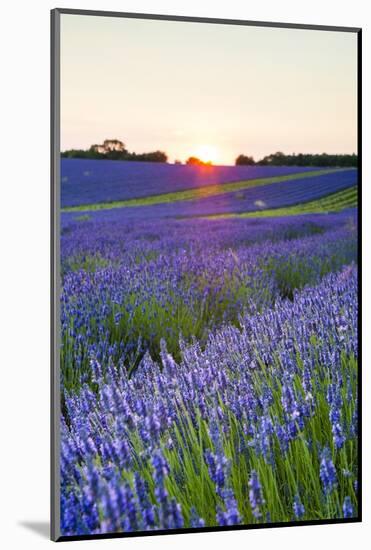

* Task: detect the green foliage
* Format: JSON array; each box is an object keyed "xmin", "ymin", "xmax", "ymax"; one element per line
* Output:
[
  {"xmin": 73, "ymin": 214, "xmax": 91, "ymax": 222},
  {"xmin": 262, "ymin": 238, "xmax": 357, "ymax": 300},
  {"xmin": 234, "ymin": 151, "xmax": 358, "ymax": 168},
  {"xmin": 62, "ymin": 253, "xmax": 111, "ymax": 275},
  {"xmin": 235, "ymin": 154, "xmax": 255, "ymax": 165},
  {"xmin": 206, "ymin": 186, "xmax": 358, "ymax": 220},
  {"xmin": 61, "ymin": 141, "xmax": 168, "ymax": 162}
]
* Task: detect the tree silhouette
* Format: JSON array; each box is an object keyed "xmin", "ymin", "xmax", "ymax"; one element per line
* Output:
[
  {"xmin": 235, "ymin": 154, "xmax": 255, "ymax": 166},
  {"xmin": 186, "ymin": 157, "xmax": 212, "ymax": 166}
]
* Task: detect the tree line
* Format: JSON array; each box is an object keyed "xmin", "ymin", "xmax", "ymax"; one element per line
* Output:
[
  {"xmin": 61, "ymin": 140, "xmax": 357, "ymax": 167},
  {"xmin": 235, "ymin": 151, "xmax": 358, "ymax": 167},
  {"xmin": 61, "ymin": 149, "xmax": 168, "ymax": 162},
  {"xmin": 61, "ymin": 139, "xmax": 168, "ymax": 163}
]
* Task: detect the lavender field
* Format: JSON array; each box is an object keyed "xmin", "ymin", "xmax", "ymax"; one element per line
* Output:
[
  {"xmin": 60, "ymin": 164, "xmax": 359, "ymax": 535},
  {"xmin": 61, "ymin": 159, "xmax": 321, "ymax": 207}
]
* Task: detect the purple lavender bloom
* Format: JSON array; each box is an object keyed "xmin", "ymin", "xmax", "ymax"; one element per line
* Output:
[
  {"xmin": 169, "ymin": 498, "xmax": 184, "ymax": 529},
  {"xmin": 332, "ymin": 422, "xmax": 346, "ymax": 450},
  {"xmin": 204, "ymin": 421, "xmax": 231, "ymax": 497},
  {"xmin": 151, "ymin": 449, "xmax": 170, "ymax": 483},
  {"xmin": 249, "ymin": 470, "xmax": 265, "ymax": 519},
  {"xmin": 120, "ymin": 482, "xmax": 139, "ymax": 532},
  {"xmin": 293, "ymin": 494, "xmax": 305, "ymax": 519},
  {"xmin": 350, "ymin": 400, "xmax": 358, "ymax": 437},
  {"xmin": 319, "ymin": 448, "xmax": 338, "ymax": 495},
  {"xmin": 61, "ymin": 491, "xmax": 81, "ymax": 535},
  {"xmin": 134, "ymin": 473, "xmax": 156, "ymax": 530},
  {"xmin": 275, "ymin": 422, "xmax": 289, "ymax": 453},
  {"xmin": 222, "ymin": 488, "xmax": 241, "ymax": 525},
  {"xmin": 329, "ymin": 404, "xmax": 341, "ymax": 425},
  {"xmin": 342, "ymin": 496, "xmax": 354, "ymax": 518},
  {"xmin": 190, "ymin": 507, "xmax": 205, "ymax": 528},
  {"xmin": 90, "ymin": 357, "xmax": 102, "ymax": 383},
  {"xmin": 204, "ymin": 448, "xmax": 230, "ymax": 496},
  {"xmin": 216, "ymin": 506, "xmax": 229, "ymax": 526},
  {"xmin": 100, "ymin": 485, "xmax": 121, "ymax": 532}
]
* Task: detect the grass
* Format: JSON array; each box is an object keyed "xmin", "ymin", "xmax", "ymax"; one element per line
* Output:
[
  {"xmin": 62, "ymin": 252, "xmax": 111, "ymax": 275},
  {"xmin": 203, "ymin": 186, "xmax": 358, "ymax": 220},
  {"xmin": 61, "ymin": 168, "xmax": 346, "ymax": 212}
]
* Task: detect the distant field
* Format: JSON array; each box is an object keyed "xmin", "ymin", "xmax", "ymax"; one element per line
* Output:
[
  {"xmin": 62, "ymin": 167, "xmax": 347, "ymax": 212},
  {"xmin": 203, "ymin": 186, "xmax": 358, "ymax": 219},
  {"xmin": 62, "ymin": 168, "xmax": 357, "ymax": 222},
  {"xmin": 61, "ymin": 158, "xmax": 333, "ymax": 208}
]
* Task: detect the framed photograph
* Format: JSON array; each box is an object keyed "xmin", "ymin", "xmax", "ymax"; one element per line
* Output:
[{"xmin": 51, "ymin": 8, "xmax": 361, "ymax": 542}]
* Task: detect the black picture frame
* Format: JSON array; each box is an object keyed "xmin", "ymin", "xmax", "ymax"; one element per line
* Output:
[{"xmin": 51, "ymin": 8, "xmax": 362, "ymax": 542}]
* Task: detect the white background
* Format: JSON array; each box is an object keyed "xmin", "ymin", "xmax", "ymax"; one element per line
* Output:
[{"xmin": 0, "ymin": 0, "xmax": 368, "ymax": 547}]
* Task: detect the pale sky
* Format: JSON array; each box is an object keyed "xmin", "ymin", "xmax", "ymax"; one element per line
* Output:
[{"xmin": 60, "ymin": 14, "xmax": 357, "ymax": 165}]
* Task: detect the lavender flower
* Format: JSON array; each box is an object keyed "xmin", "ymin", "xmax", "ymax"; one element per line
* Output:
[
  {"xmin": 293, "ymin": 494, "xmax": 305, "ymax": 519},
  {"xmin": 320, "ymin": 448, "xmax": 337, "ymax": 495},
  {"xmin": 342, "ymin": 496, "xmax": 354, "ymax": 518},
  {"xmin": 190, "ymin": 508, "xmax": 205, "ymax": 528},
  {"xmin": 249, "ymin": 470, "xmax": 265, "ymax": 519}
]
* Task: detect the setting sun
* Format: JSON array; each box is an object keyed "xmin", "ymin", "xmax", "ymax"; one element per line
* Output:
[{"xmin": 193, "ymin": 145, "xmax": 219, "ymax": 164}]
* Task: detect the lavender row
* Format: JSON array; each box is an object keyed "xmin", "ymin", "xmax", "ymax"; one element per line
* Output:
[
  {"xmin": 63, "ymin": 169, "xmax": 356, "ymax": 219},
  {"xmin": 61, "ymin": 208, "xmax": 356, "ymax": 255},
  {"xmin": 61, "ymin": 214, "xmax": 357, "ymax": 392},
  {"xmin": 61, "ymin": 159, "xmax": 320, "ymax": 207}
]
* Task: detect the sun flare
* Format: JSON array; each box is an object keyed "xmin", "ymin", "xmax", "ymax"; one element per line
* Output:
[{"xmin": 193, "ymin": 145, "xmax": 218, "ymax": 164}]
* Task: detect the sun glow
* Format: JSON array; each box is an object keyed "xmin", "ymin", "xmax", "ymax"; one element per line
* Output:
[{"xmin": 193, "ymin": 145, "xmax": 219, "ymax": 164}]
